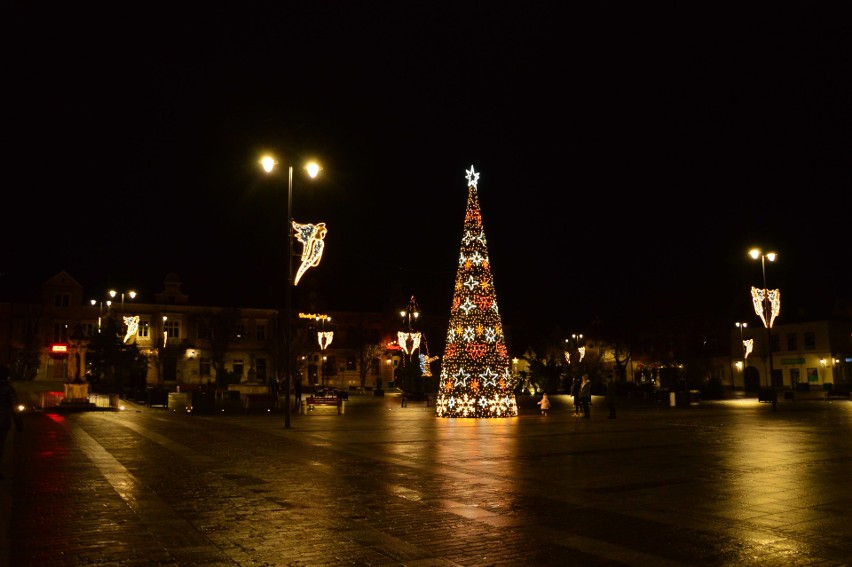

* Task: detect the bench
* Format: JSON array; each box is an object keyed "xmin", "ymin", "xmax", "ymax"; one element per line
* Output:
[
  {"xmin": 302, "ymin": 396, "xmax": 343, "ymax": 414},
  {"xmin": 825, "ymin": 386, "xmax": 851, "ymax": 400}
]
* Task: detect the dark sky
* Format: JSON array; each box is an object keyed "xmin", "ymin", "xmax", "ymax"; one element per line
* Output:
[{"xmin": 5, "ymin": 5, "xmax": 851, "ymax": 344}]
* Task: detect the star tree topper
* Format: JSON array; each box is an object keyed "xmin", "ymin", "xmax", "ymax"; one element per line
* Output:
[{"xmin": 465, "ymin": 165, "xmax": 480, "ymax": 188}]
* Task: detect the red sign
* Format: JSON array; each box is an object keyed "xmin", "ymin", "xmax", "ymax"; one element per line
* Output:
[{"xmin": 51, "ymin": 344, "xmax": 68, "ymax": 353}]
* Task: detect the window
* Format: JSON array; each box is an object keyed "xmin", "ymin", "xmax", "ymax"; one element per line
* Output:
[
  {"xmin": 234, "ymin": 324, "xmax": 246, "ymax": 340},
  {"xmin": 256, "ymin": 324, "xmax": 266, "ymax": 341},
  {"xmin": 138, "ymin": 320, "xmax": 150, "ymax": 338},
  {"xmin": 54, "ymin": 293, "xmax": 70, "ymax": 307},
  {"xmin": 233, "ymin": 359, "xmax": 244, "ymax": 379},
  {"xmin": 790, "ymin": 368, "xmax": 800, "ymax": 385},
  {"xmin": 256, "ymin": 358, "xmax": 267, "ymax": 382},
  {"xmin": 786, "ymin": 333, "xmax": 797, "ymax": 351},
  {"xmin": 84, "ymin": 323, "xmax": 97, "ymax": 337},
  {"xmin": 198, "ymin": 321, "xmax": 212, "ymax": 340},
  {"xmin": 770, "ymin": 333, "xmax": 780, "ymax": 353},
  {"xmin": 164, "ymin": 320, "xmax": 180, "ymax": 340},
  {"xmin": 325, "ymin": 355, "xmax": 337, "ymax": 376},
  {"xmin": 804, "ymin": 332, "xmax": 816, "ymax": 350},
  {"xmin": 200, "ymin": 358, "xmax": 211, "ymax": 377},
  {"xmin": 347, "ymin": 356, "xmax": 356, "ymax": 371},
  {"xmin": 53, "ymin": 322, "xmax": 68, "ymax": 342}
]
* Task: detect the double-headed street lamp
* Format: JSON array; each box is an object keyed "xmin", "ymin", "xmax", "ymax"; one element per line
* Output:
[
  {"xmin": 261, "ymin": 155, "xmax": 321, "ymax": 429},
  {"xmin": 748, "ymin": 248, "xmax": 779, "ymax": 391},
  {"xmin": 109, "ymin": 289, "xmax": 137, "ymax": 316},
  {"xmin": 90, "ymin": 298, "xmax": 112, "ymax": 331}
]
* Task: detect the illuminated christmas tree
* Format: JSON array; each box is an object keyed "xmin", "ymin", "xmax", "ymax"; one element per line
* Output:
[{"xmin": 436, "ymin": 166, "xmax": 518, "ymax": 418}]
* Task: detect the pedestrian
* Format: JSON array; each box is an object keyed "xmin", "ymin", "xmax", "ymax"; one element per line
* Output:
[
  {"xmin": 294, "ymin": 377, "xmax": 303, "ymax": 412},
  {"xmin": 605, "ymin": 377, "xmax": 616, "ymax": 419},
  {"xmin": 537, "ymin": 392, "xmax": 551, "ymax": 416},
  {"xmin": 579, "ymin": 374, "xmax": 592, "ymax": 418},
  {"xmin": 1, "ymin": 364, "xmax": 24, "ymax": 477},
  {"xmin": 571, "ymin": 377, "xmax": 582, "ymax": 416}
]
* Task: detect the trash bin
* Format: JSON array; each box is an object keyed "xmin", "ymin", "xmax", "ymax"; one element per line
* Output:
[{"xmin": 689, "ymin": 390, "xmax": 700, "ymax": 406}]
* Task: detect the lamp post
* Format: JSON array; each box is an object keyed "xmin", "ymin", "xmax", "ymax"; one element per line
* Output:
[
  {"xmin": 90, "ymin": 299, "xmax": 111, "ymax": 331},
  {"xmin": 109, "ymin": 289, "xmax": 137, "ymax": 317},
  {"xmin": 316, "ymin": 315, "xmax": 333, "ymax": 388},
  {"xmin": 735, "ymin": 321, "xmax": 747, "ymax": 382},
  {"xmin": 261, "ymin": 155, "xmax": 321, "ymax": 429},
  {"xmin": 748, "ymin": 249, "xmax": 777, "ymax": 387},
  {"xmin": 399, "ymin": 296, "xmax": 421, "ymax": 393}
]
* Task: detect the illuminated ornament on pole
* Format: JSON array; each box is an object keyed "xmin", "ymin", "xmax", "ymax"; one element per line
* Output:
[
  {"xmin": 564, "ymin": 352, "xmax": 571, "ymax": 364},
  {"xmin": 317, "ymin": 331, "xmax": 334, "ymax": 350},
  {"xmin": 578, "ymin": 346, "xmax": 586, "ymax": 362},
  {"xmin": 292, "ymin": 221, "xmax": 328, "ymax": 285},
  {"xmin": 397, "ymin": 331, "xmax": 422, "ymax": 355},
  {"xmin": 420, "ymin": 354, "xmax": 439, "ymax": 377},
  {"xmin": 123, "ymin": 315, "xmax": 139, "ymax": 344},
  {"xmin": 751, "ymin": 286, "xmax": 781, "ymax": 328},
  {"xmin": 744, "ymin": 339, "xmax": 753, "ymax": 359}
]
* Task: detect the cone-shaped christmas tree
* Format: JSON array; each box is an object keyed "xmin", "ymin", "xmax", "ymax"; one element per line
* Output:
[{"xmin": 436, "ymin": 166, "xmax": 518, "ymax": 418}]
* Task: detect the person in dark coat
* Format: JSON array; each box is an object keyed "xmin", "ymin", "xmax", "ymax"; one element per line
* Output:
[
  {"xmin": 0, "ymin": 365, "xmax": 24, "ymax": 476},
  {"xmin": 579, "ymin": 374, "xmax": 592, "ymax": 418}
]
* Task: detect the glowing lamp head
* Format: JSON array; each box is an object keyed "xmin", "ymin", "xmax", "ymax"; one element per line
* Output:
[
  {"xmin": 305, "ymin": 161, "xmax": 321, "ymax": 178},
  {"xmin": 260, "ymin": 155, "xmax": 276, "ymax": 173}
]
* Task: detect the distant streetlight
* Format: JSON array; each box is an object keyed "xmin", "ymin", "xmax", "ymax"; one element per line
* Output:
[
  {"xmin": 735, "ymin": 321, "xmax": 748, "ymax": 377},
  {"xmin": 90, "ymin": 299, "xmax": 111, "ymax": 331},
  {"xmin": 316, "ymin": 315, "xmax": 333, "ymax": 388},
  {"xmin": 260, "ymin": 154, "xmax": 322, "ymax": 429},
  {"xmin": 398, "ymin": 296, "xmax": 421, "ymax": 393}
]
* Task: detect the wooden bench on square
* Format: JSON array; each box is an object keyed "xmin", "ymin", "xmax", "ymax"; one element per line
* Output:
[{"xmin": 302, "ymin": 395, "xmax": 342, "ymax": 414}]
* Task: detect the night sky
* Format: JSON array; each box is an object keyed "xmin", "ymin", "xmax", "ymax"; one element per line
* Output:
[{"xmin": 5, "ymin": 5, "xmax": 850, "ymax": 347}]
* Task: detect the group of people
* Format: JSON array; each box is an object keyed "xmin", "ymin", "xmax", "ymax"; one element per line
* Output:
[{"xmin": 537, "ymin": 374, "xmax": 617, "ymax": 419}]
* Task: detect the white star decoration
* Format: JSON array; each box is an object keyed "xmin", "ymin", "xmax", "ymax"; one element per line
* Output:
[{"xmin": 465, "ymin": 165, "xmax": 480, "ymax": 188}]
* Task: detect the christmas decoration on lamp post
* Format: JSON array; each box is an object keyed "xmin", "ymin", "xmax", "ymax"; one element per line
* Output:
[
  {"xmin": 316, "ymin": 314, "xmax": 333, "ymax": 388},
  {"xmin": 397, "ymin": 295, "xmax": 422, "ymax": 394},
  {"xmin": 436, "ymin": 166, "xmax": 518, "ymax": 418},
  {"xmin": 749, "ymin": 249, "xmax": 779, "ymax": 388},
  {"xmin": 260, "ymin": 155, "xmax": 323, "ymax": 430}
]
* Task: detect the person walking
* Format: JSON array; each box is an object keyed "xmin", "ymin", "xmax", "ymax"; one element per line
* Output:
[
  {"xmin": 571, "ymin": 377, "xmax": 582, "ymax": 416},
  {"xmin": 537, "ymin": 392, "xmax": 551, "ymax": 416},
  {"xmin": 1, "ymin": 364, "xmax": 24, "ymax": 477},
  {"xmin": 579, "ymin": 374, "xmax": 592, "ymax": 418}
]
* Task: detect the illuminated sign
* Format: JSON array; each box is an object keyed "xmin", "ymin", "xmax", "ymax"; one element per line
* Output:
[{"xmin": 51, "ymin": 344, "xmax": 68, "ymax": 353}]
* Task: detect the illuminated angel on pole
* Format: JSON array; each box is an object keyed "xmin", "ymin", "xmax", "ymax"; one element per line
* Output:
[{"xmin": 293, "ymin": 221, "xmax": 328, "ymax": 285}]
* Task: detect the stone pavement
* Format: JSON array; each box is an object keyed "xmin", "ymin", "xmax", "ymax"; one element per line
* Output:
[{"xmin": 2, "ymin": 392, "xmax": 851, "ymax": 566}]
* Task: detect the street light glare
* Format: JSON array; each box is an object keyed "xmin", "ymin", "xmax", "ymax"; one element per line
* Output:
[
  {"xmin": 260, "ymin": 155, "xmax": 276, "ymax": 173},
  {"xmin": 305, "ymin": 162, "xmax": 321, "ymax": 178},
  {"xmin": 766, "ymin": 252, "xmax": 777, "ymax": 262}
]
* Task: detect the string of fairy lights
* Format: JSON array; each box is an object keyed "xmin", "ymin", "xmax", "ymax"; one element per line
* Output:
[{"xmin": 435, "ymin": 166, "xmax": 518, "ymax": 418}]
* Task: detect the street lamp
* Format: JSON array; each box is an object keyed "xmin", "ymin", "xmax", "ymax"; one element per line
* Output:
[
  {"xmin": 748, "ymin": 248, "xmax": 779, "ymax": 391},
  {"xmin": 90, "ymin": 299, "xmax": 112, "ymax": 331},
  {"xmin": 735, "ymin": 321, "xmax": 748, "ymax": 378},
  {"xmin": 398, "ymin": 296, "xmax": 421, "ymax": 393},
  {"xmin": 261, "ymin": 154, "xmax": 321, "ymax": 429},
  {"xmin": 109, "ymin": 289, "xmax": 137, "ymax": 316}
]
